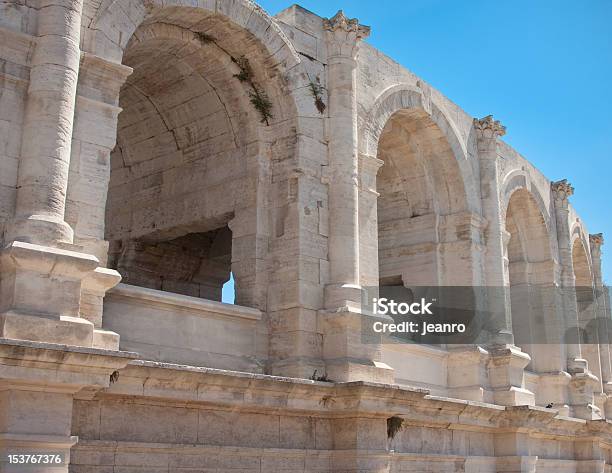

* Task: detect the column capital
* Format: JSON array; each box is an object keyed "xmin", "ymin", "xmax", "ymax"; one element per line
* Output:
[
  {"xmin": 323, "ymin": 10, "xmax": 371, "ymax": 38},
  {"xmin": 551, "ymin": 179, "xmax": 574, "ymax": 207},
  {"xmin": 590, "ymin": 233, "xmax": 604, "ymax": 255},
  {"xmin": 473, "ymin": 115, "xmax": 506, "ymax": 138},
  {"xmin": 590, "ymin": 232, "xmax": 604, "ymax": 247},
  {"xmin": 323, "ymin": 10, "xmax": 370, "ymax": 59}
]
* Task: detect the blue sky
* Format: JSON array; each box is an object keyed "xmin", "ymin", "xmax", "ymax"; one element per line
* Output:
[{"xmin": 223, "ymin": 0, "xmax": 612, "ymax": 303}]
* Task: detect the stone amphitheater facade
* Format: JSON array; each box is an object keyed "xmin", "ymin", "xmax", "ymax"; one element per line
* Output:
[{"xmin": 0, "ymin": 1, "xmax": 610, "ymax": 471}]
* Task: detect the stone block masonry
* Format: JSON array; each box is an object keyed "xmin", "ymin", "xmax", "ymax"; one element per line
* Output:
[{"xmin": 0, "ymin": 1, "xmax": 610, "ymax": 471}]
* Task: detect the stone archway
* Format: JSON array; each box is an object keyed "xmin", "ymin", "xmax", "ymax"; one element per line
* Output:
[
  {"xmin": 68, "ymin": 3, "xmax": 310, "ymax": 313},
  {"xmin": 360, "ymin": 86, "xmax": 481, "ymax": 290},
  {"xmin": 572, "ymin": 232, "xmax": 601, "ymax": 382},
  {"xmin": 375, "ymin": 106, "xmax": 471, "ymax": 288},
  {"xmin": 358, "ymin": 86, "xmax": 485, "ymax": 355},
  {"xmin": 504, "ymin": 187, "xmax": 558, "ymax": 373},
  {"xmin": 104, "ymin": 21, "xmax": 267, "ymax": 307},
  {"xmin": 64, "ymin": 0, "xmax": 335, "ymax": 377}
]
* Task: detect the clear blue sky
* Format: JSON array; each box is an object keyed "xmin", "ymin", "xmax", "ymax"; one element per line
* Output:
[{"xmin": 222, "ymin": 0, "xmax": 612, "ymax": 303}]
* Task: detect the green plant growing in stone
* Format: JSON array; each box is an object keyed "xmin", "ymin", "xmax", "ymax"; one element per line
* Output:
[
  {"xmin": 387, "ymin": 416, "xmax": 405, "ymax": 440},
  {"xmin": 248, "ymin": 88, "xmax": 273, "ymax": 125},
  {"xmin": 190, "ymin": 36, "xmax": 274, "ymax": 126},
  {"xmin": 319, "ymin": 395, "xmax": 335, "ymax": 407},
  {"xmin": 232, "ymin": 56, "xmax": 273, "ymax": 125},
  {"xmin": 195, "ymin": 32, "xmax": 215, "ymax": 44},
  {"xmin": 109, "ymin": 370, "xmax": 120, "ymax": 384},
  {"xmin": 308, "ymin": 78, "xmax": 326, "ymax": 114},
  {"xmin": 310, "ymin": 369, "xmax": 332, "ymax": 382},
  {"xmin": 233, "ymin": 55, "xmax": 253, "ymax": 83}
]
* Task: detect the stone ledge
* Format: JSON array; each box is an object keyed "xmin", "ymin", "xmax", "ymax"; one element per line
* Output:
[
  {"xmin": 0, "ymin": 432, "xmax": 78, "ymax": 449},
  {"xmin": 90, "ymin": 360, "xmax": 612, "ymax": 441},
  {"xmin": 108, "ymin": 284, "xmax": 262, "ymax": 321},
  {"xmin": 0, "ymin": 338, "xmax": 138, "ymax": 384},
  {"xmin": 0, "ymin": 337, "xmax": 137, "ymax": 360},
  {"xmin": 0, "ymin": 338, "xmax": 138, "ymax": 390}
]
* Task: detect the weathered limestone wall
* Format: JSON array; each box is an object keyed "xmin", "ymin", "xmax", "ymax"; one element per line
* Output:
[
  {"xmin": 69, "ymin": 362, "xmax": 612, "ymax": 473},
  {"xmin": 1, "ymin": 1, "xmax": 611, "ymax": 471},
  {"xmin": 103, "ymin": 283, "xmax": 263, "ymax": 371}
]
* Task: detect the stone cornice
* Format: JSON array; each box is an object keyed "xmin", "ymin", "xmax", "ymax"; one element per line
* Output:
[
  {"xmin": 94, "ymin": 360, "xmax": 612, "ymax": 442},
  {"xmin": 0, "ymin": 338, "xmax": 137, "ymax": 392},
  {"xmin": 473, "ymin": 115, "xmax": 506, "ymax": 137},
  {"xmin": 323, "ymin": 10, "xmax": 371, "ymax": 39}
]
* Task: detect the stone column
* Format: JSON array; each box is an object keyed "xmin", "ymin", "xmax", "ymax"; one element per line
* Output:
[
  {"xmin": 323, "ymin": 10, "xmax": 369, "ymax": 310},
  {"xmin": 318, "ymin": 12, "xmax": 393, "ymax": 383},
  {"xmin": 474, "ymin": 116, "xmax": 513, "ymax": 344},
  {"xmin": 6, "ymin": 0, "xmax": 83, "ymax": 246},
  {"xmin": 551, "ymin": 180, "xmax": 600, "ymax": 419},
  {"xmin": 551, "ymin": 180, "xmax": 583, "ymax": 367},
  {"xmin": 0, "ymin": 0, "xmax": 118, "ymax": 350},
  {"xmin": 474, "ymin": 115, "xmax": 533, "ymax": 406}
]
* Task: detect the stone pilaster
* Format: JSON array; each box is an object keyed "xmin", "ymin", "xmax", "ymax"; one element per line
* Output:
[
  {"xmin": 474, "ymin": 115, "xmax": 533, "ymax": 406},
  {"xmin": 319, "ymin": 12, "xmax": 392, "ymax": 383},
  {"xmin": 551, "ymin": 180, "xmax": 600, "ymax": 419},
  {"xmin": 551, "ymin": 180, "xmax": 583, "ymax": 367}
]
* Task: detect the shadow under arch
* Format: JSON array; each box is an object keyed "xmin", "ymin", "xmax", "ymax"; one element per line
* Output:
[
  {"xmin": 505, "ymin": 187, "xmax": 561, "ymax": 372},
  {"xmin": 571, "ymin": 231, "xmax": 603, "ymax": 382}
]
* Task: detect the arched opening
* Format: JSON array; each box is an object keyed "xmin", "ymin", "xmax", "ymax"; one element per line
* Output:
[
  {"xmin": 103, "ymin": 12, "xmax": 284, "ymax": 309},
  {"xmin": 376, "ymin": 108, "xmax": 469, "ymax": 285},
  {"xmin": 505, "ymin": 188, "xmax": 558, "ymax": 372},
  {"xmin": 374, "ymin": 107, "xmax": 476, "ymax": 345},
  {"xmin": 572, "ymin": 236, "xmax": 600, "ymax": 381}
]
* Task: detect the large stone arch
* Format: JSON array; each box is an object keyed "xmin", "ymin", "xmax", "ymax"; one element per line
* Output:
[
  {"xmin": 358, "ymin": 83, "xmax": 483, "ymax": 344},
  {"xmin": 503, "ymin": 185, "xmax": 561, "ymax": 374},
  {"xmin": 82, "ymin": 0, "xmax": 301, "ymax": 67},
  {"xmin": 570, "ymin": 221, "xmax": 593, "ymax": 266},
  {"xmin": 68, "ymin": 0, "xmax": 316, "ymax": 318},
  {"xmin": 359, "ymin": 84, "xmax": 479, "ymax": 215},
  {"xmin": 570, "ymin": 225, "xmax": 602, "ymax": 383},
  {"xmin": 571, "ymin": 226, "xmax": 595, "ymax": 314},
  {"xmin": 500, "ymin": 170, "xmax": 553, "ymax": 235}
]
